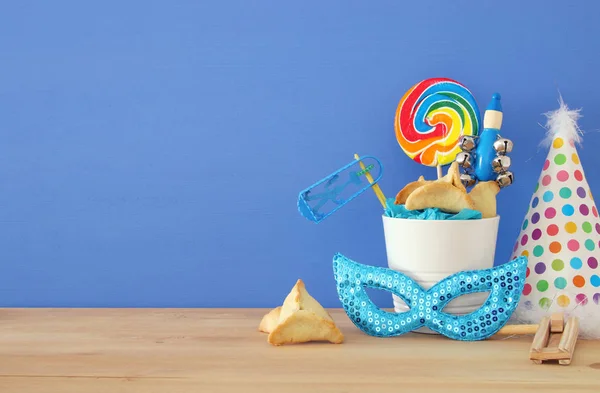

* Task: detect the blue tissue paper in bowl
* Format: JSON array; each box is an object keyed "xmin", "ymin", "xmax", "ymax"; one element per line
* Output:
[{"xmin": 383, "ymin": 198, "xmax": 481, "ymax": 220}]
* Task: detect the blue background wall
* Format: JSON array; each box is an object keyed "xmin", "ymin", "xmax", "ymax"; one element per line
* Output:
[{"xmin": 2, "ymin": 1, "xmax": 600, "ymax": 307}]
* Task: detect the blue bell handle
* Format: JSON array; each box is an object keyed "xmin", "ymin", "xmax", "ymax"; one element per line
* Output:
[
  {"xmin": 474, "ymin": 127, "xmax": 502, "ymax": 181},
  {"xmin": 456, "ymin": 93, "xmax": 514, "ymax": 188}
]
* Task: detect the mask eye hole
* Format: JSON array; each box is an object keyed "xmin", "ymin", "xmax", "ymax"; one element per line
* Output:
[
  {"xmin": 358, "ymin": 271, "xmax": 417, "ymax": 313},
  {"xmin": 391, "ymin": 294, "xmax": 411, "ymax": 313},
  {"xmin": 364, "ymin": 288, "xmax": 411, "ymax": 313},
  {"xmin": 442, "ymin": 291, "xmax": 491, "ymax": 315}
]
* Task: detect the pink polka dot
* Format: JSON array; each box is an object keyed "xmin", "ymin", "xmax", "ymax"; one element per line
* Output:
[
  {"xmin": 532, "ymin": 228, "xmax": 542, "ymax": 240},
  {"xmin": 576, "ymin": 294, "xmax": 588, "ymax": 306},
  {"xmin": 521, "ymin": 234, "xmax": 528, "ymax": 246},
  {"xmin": 575, "ymin": 170, "xmax": 583, "ymax": 181},
  {"xmin": 568, "ymin": 239, "xmax": 580, "ymax": 251},
  {"xmin": 543, "ymin": 160, "xmax": 550, "ymax": 170},
  {"xmin": 513, "ymin": 241, "xmax": 518, "ymax": 252},
  {"xmin": 542, "ymin": 175, "xmax": 551, "ymax": 186},
  {"xmin": 523, "ymin": 284, "xmax": 532, "ymax": 296},
  {"xmin": 570, "ymin": 140, "xmax": 576, "ymax": 147},
  {"xmin": 526, "ymin": 267, "xmax": 530, "ymax": 278},
  {"xmin": 593, "ymin": 206, "xmax": 598, "ymax": 217},
  {"xmin": 557, "ymin": 170, "xmax": 569, "ymax": 182},
  {"xmin": 545, "ymin": 207, "xmax": 556, "ymax": 219}
]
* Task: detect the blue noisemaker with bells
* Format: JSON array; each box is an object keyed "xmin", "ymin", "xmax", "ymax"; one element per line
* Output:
[{"xmin": 455, "ymin": 94, "xmax": 514, "ymax": 189}]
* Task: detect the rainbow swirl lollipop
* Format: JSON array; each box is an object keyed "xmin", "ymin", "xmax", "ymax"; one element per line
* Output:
[{"xmin": 395, "ymin": 78, "xmax": 481, "ymax": 167}]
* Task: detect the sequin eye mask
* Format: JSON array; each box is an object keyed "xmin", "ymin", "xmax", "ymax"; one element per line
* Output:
[{"xmin": 333, "ymin": 253, "xmax": 528, "ymax": 341}]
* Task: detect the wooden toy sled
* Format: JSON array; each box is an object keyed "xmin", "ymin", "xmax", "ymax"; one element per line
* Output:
[{"xmin": 497, "ymin": 312, "xmax": 579, "ymax": 365}]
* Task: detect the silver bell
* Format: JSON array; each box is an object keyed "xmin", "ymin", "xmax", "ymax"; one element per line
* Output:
[
  {"xmin": 460, "ymin": 173, "xmax": 476, "ymax": 188},
  {"xmin": 496, "ymin": 171, "xmax": 514, "ymax": 188},
  {"xmin": 491, "ymin": 155, "xmax": 511, "ymax": 173},
  {"xmin": 455, "ymin": 152, "xmax": 473, "ymax": 169},
  {"xmin": 493, "ymin": 138, "xmax": 513, "ymax": 155},
  {"xmin": 459, "ymin": 135, "xmax": 477, "ymax": 152}
]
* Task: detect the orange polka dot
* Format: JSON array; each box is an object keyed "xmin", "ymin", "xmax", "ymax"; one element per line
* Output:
[
  {"xmin": 573, "ymin": 275, "xmax": 585, "ymax": 288},
  {"xmin": 549, "ymin": 241, "xmax": 562, "ymax": 253},
  {"xmin": 565, "ymin": 222, "xmax": 577, "ymax": 234},
  {"xmin": 572, "ymin": 153, "xmax": 580, "ymax": 164},
  {"xmin": 557, "ymin": 295, "xmax": 570, "ymax": 308},
  {"xmin": 553, "ymin": 138, "xmax": 564, "ymax": 148},
  {"xmin": 521, "ymin": 250, "xmax": 529, "ymax": 258}
]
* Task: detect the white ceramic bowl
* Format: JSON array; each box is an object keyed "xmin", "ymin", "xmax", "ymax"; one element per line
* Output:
[{"xmin": 382, "ymin": 215, "xmax": 500, "ymax": 334}]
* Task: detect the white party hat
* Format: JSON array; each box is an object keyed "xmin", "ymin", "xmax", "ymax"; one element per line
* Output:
[{"xmin": 511, "ymin": 97, "xmax": 600, "ymax": 338}]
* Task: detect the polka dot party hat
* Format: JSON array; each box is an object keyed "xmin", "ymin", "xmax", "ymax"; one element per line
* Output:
[{"xmin": 511, "ymin": 98, "xmax": 600, "ymax": 337}]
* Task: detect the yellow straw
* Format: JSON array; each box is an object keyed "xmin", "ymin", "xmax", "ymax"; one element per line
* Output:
[{"xmin": 354, "ymin": 153, "xmax": 387, "ymax": 209}]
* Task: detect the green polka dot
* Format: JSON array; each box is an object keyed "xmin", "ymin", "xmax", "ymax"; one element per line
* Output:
[
  {"xmin": 583, "ymin": 222, "xmax": 592, "ymax": 233},
  {"xmin": 534, "ymin": 183, "xmax": 539, "ymax": 192},
  {"xmin": 522, "ymin": 220, "xmax": 529, "ymax": 231},
  {"xmin": 539, "ymin": 297, "xmax": 552, "ymax": 310},
  {"xmin": 533, "ymin": 245, "xmax": 544, "ymax": 257},
  {"xmin": 585, "ymin": 239, "xmax": 595, "ymax": 251},
  {"xmin": 537, "ymin": 280, "xmax": 549, "ymax": 292},
  {"xmin": 559, "ymin": 187, "xmax": 572, "ymax": 199},
  {"xmin": 554, "ymin": 277, "xmax": 567, "ymax": 289},
  {"xmin": 552, "ymin": 259, "xmax": 564, "ymax": 271},
  {"xmin": 554, "ymin": 153, "xmax": 567, "ymax": 165}
]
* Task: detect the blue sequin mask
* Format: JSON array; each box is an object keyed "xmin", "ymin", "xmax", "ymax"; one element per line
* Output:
[{"xmin": 333, "ymin": 253, "xmax": 528, "ymax": 341}]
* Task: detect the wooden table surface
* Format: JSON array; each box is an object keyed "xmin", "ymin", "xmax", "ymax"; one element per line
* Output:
[{"xmin": 1, "ymin": 309, "xmax": 599, "ymax": 392}]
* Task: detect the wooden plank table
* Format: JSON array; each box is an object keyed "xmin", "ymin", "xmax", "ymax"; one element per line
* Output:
[{"xmin": 1, "ymin": 309, "xmax": 599, "ymax": 392}]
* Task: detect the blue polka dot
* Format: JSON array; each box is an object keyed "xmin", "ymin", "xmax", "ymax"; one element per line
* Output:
[
  {"xmin": 591, "ymin": 275, "xmax": 600, "ymax": 287},
  {"xmin": 554, "ymin": 277, "xmax": 567, "ymax": 289},
  {"xmin": 562, "ymin": 204, "xmax": 575, "ymax": 216},
  {"xmin": 543, "ymin": 191, "xmax": 554, "ymax": 202},
  {"xmin": 570, "ymin": 257, "xmax": 583, "ymax": 269},
  {"xmin": 532, "ymin": 197, "xmax": 539, "ymax": 208}
]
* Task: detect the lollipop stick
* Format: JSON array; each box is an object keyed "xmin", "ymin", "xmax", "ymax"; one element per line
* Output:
[
  {"xmin": 436, "ymin": 165, "xmax": 443, "ymax": 179},
  {"xmin": 354, "ymin": 153, "xmax": 387, "ymax": 209}
]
